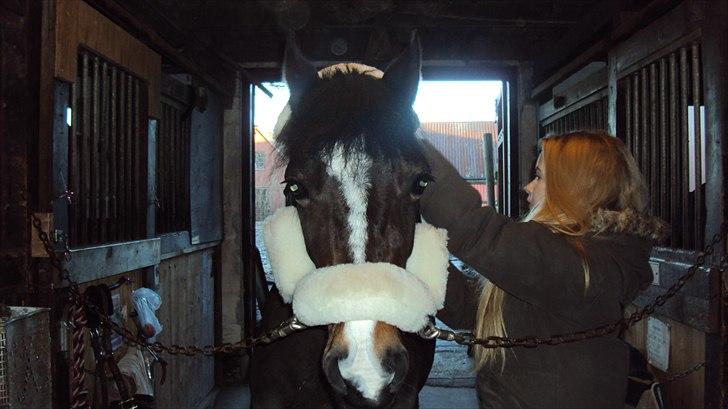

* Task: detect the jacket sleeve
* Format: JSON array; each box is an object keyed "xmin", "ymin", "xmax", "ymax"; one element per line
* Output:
[
  {"xmin": 436, "ymin": 263, "xmax": 485, "ymax": 330},
  {"xmin": 419, "ymin": 142, "xmax": 587, "ymax": 310}
]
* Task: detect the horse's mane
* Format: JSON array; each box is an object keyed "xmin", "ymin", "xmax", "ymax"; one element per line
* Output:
[{"xmin": 276, "ymin": 69, "xmax": 421, "ymax": 166}]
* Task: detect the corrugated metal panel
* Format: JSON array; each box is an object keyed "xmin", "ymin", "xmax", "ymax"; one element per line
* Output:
[
  {"xmin": 419, "ymin": 121, "xmax": 498, "ymax": 205},
  {"xmin": 419, "ymin": 121, "xmax": 498, "ymax": 180}
]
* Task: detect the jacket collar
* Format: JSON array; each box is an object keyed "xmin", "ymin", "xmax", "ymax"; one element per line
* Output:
[{"xmin": 590, "ymin": 208, "xmax": 668, "ymax": 241}]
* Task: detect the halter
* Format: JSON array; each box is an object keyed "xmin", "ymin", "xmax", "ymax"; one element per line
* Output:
[{"xmin": 263, "ymin": 206, "xmax": 449, "ymax": 333}]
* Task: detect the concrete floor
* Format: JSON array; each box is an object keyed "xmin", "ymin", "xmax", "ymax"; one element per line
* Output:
[{"xmin": 214, "ymin": 384, "xmax": 478, "ymax": 409}]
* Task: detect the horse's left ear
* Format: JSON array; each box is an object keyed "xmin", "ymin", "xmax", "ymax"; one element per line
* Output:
[
  {"xmin": 283, "ymin": 32, "xmax": 319, "ymax": 106},
  {"xmin": 382, "ymin": 32, "xmax": 421, "ymax": 108}
]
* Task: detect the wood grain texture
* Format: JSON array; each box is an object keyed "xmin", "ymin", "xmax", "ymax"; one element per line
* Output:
[
  {"xmin": 623, "ymin": 305, "xmax": 705, "ymax": 408},
  {"xmin": 55, "ymin": 0, "xmax": 160, "ymax": 117},
  {"xmin": 154, "ymin": 249, "xmax": 216, "ymax": 408}
]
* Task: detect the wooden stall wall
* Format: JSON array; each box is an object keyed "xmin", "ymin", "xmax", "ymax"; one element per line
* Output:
[
  {"xmin": 46, "ymin": 2, "xmax": 220, "ymax": 407},
  {"xmin": 154, "ymin": 249, "xmax": 216, "ymax": 409},
  {"xmin": 623, "ymin": 305, "xmax": 705, "ymax": 408},
  {"xmin": 535, "ymin": 1, "xmax": 725, "ymax": 407},
  {"xmin": 609, "ymin": 2, "xmax": 723, "ymax": 407}
]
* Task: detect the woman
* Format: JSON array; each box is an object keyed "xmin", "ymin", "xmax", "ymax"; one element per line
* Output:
[{"xmin": 420, "ymin": 131, "xmax": 666, "ymax": 408}]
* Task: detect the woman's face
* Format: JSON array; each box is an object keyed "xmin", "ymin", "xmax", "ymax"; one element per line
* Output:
[{"xmin": 524, "ymin": 154, "xmax": 545, "ymax": 209}]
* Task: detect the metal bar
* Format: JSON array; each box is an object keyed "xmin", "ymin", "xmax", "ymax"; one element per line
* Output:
[
  {"xmin": 183, "ymin": 114, "xmax": 190, "ymax": 230},
  {"xmin": 109, "ymin": 66, "xmax": 118, "ymax": 242},
  {"xmin": 70, "ymin": 80, "xmax": 80, "ymax": 246},
  {"xmin": 482, "ymin": 133, "xmax": 496, "ymax": 206},
  {"xmin": 161, "ymin": 104, "xmax": 169, "ymax": 233},
  {"xmin": 147, "ymin": 118, "xmax": 157, "ymax": 239},
  {"xmin": 81, "ymin": 52, "xmax": 91, "ymax": 246},
  {"xmin": 118, "ymin": 73, "xmax": 127, "ymax": 241},
  {"xmin": 679, "ymin": 46, "xmax": 690, "ymax": 248},
  {"xmin": 133, "ymin": 78, "xmax": 143, "ymax": 239},
  {"xmin": 52, "ymin": 81, "xmax": 71, "ymax": 253},
  {"xmin": 91, "ymin": 56, "xmax": 100, "ymax": 244},
  {"xmin": 632, "ymin": 74, "xmax": 640, "ymax": 166},
  {"xmin": 100, "ymin": 61, "xmax": 110, "ymax": 243},
  {"xmin": 171, "ymin": 106, "xmax": 178, "ymax": 231},
  {"xmin": 669, "ymin": 52, "xmax": 679, "ymax": 248},
  {"xmin": 641, "ymin": 67, "xmax": 649, "ymax": 186},
  {"xmin": 177, "ymin": 108, "xmax": 185, "ymax": 231},
  {"xmin": 63, "ymin": 238, "xmax": 161, "ymax": 285},
  {"xmin": 625, "ymin": 78, "xmax": 632, "ymax": 153},
  {"xmin": 125, "ymin": 74, "xmax": 134, "ymax": 240},
  {"xmin": 691, "ymin": 42, "xmax": 702, "ymax": 248},
  {"xmin": 156, "ymin": 105, "xmax": 164, "ymax": 234},
  {"xmin": 659, "ymin": 57, "xmax": 668, "ymax": 225},
  {"xmin": 649, "ymin": 63, "xmax": 658, "ymax": 217}
]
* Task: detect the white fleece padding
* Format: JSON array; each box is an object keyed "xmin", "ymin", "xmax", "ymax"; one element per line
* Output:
[
  {"xmin": 263, "ymin": 206, "xmax": 316, "ymax": 303},
  {"xmin": 292, "ymin": 263, "xmax": 437, "ymax": 332},
  {"xmin": 405, "ymin": 223, "xmax": 449, "ymax": 309},
  {"xmin": 264, "ymin": 206, "xmax": 450, "ymax": 331}
]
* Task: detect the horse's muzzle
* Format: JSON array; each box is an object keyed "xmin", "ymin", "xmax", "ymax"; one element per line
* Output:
[{"xmin": 323, "ymin": 344, "xmax": 409, "ymax": 407}]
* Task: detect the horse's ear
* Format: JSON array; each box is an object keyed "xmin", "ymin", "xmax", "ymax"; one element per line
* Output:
[
  {"xmin": 382, "ymin": 32, "xmax": 421, "ymax": 108},
  {"xmin": 283, "ymin": 32, "xmax": 318, "ymax": 105}
]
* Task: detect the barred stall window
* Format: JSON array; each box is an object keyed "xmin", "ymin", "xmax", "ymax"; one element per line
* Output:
[
  {"xmin": 541, "ymin": 95, "xmax": 608, "ymax": 136},
  {"xmin": 157, "ymin": 101, "xmax": 191, "ymax": 234},
  {"xmin": 617, "ymin": 41, "xmax": 705, "ymax": 250},
  {"xmin": 69, "ymin": 49, "xmax": 148, "ymax": 247}
]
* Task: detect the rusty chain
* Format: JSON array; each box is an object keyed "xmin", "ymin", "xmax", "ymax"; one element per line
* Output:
[
  {"xmin": 421, "ymin": 222, "xmax": 728, "ymax": 349},
  {"xmin": 31, "ymin": 213, "xmax": 727, "ymax": 355},
  {"xmin": 30, "ymin": 212, "xmax": 308, "ymax": 356}
]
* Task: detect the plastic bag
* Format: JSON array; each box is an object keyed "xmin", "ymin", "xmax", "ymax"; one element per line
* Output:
[{"xmin": 131, "ymin": 287, "xmax": 163, "ymax": 341}]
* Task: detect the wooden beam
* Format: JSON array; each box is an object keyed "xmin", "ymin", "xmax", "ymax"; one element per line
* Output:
[
  {"xmin": 530, "ymin": 38, "xmax": 609, "ymax": 99},
  {"xmin": 85, "ymin": 0, "xmax": 232, "ymax": 97}
]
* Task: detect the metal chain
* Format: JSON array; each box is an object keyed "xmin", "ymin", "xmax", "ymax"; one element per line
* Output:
[
  {"xmin": 30, "ymin": 213, "xmax": 727, "ymax": 355},
  {"xmin": 664, "ymin": 361, "xmax": 705, "ymax": 384},
  {"xmin": 420, "ymin": 222, "xmax": 728, "ymax": 348},
  {"xmin": 30, "ymin": 214, "xmax": 90, "ymax": 409},
  {"xmin": 31, "ymin": 212, "xmax": 309, "ymax": 355}
]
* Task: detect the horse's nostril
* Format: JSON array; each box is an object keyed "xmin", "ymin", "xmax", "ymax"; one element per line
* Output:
[
  {"xmin": 323, "ymin": 352, "xmax": 347, "ymax": 395},
  {"xmin": 385, "ymin": 347, "xmax": 409, "ymax": 393}
]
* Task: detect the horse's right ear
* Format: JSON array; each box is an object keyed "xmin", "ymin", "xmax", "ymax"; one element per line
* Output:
[
  {"xmin": 283, "ymin": 33, "xmax": 318, "ymax": 105},
  {"xmin": 382, "ymin": 32, "xmax": 421, "ymax": 108}
]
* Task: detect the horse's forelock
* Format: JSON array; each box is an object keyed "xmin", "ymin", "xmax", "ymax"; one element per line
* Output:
[{"xmin": 276, "ymin": 70, "xmax": 420, "ymax": 166}]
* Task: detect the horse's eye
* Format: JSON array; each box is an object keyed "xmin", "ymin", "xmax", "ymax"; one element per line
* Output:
[
  {"xmin": 412, "ymin": 174, "xmax": 433, "ymax": 197},
  {"xmin": 283, "ymin": 179, "xmax": 307, "ymax": 204}
]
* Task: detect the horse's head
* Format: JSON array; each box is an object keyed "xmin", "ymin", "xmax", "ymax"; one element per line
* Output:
[{"xmin": 266, "ymin": 34, "xmax": 443, "ymax": 407}]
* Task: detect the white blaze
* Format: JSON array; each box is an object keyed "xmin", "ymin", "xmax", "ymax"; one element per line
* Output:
[
  {"xmin": 338, "ymin": 321, "xmax": 393, "ymax": 401},
  {"xmin": 326, "ymin": 144, "xmax": 372, "ymax": 263},
  {"xmin": 326, "ymin": 145, "xmax": 389, "ymax": 401}
]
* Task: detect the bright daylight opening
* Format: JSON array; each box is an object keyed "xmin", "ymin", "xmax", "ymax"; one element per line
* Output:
[{"xmin": 253, "ymin": 80, "xmax": 502, "ymax": 217}]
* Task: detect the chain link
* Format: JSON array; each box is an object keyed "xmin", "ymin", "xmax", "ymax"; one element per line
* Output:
[
  {"xmin": 30, "ymin": 214, "xmax": 727, "ymax": 353},
  {"xmin": 419, "ymin": 222, "xmax": 728, "ymax": 349},
  {"xmin": 664, "ymin": 362, "xmax": 705, "ymax": 384}
]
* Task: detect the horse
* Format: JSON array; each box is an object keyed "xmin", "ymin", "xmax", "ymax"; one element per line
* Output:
[{"xmin": 250, "ymin": 34, "xmax": 448, "ymax": 409}]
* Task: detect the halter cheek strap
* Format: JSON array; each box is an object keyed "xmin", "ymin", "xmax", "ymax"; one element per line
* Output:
[{"xmin": 263, "ymin": 206, "xmax": 450, "ymax": 332}]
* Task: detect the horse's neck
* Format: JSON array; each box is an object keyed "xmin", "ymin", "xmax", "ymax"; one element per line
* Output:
[{"xmin": 258, "ymin": 285, "xmax": 294, "ymax": 334}]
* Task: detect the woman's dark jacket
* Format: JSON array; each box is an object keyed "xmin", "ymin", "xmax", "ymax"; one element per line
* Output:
[{"xmin": 419, "ymin": 144, "xmax": 664, "ymax": 409}]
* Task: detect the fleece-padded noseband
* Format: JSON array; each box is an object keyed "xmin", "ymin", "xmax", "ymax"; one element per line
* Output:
[{"xmin": 263, "ymin": 206, "xmax": 449, "ymax": 332}]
